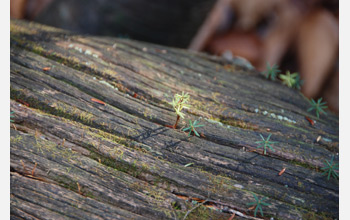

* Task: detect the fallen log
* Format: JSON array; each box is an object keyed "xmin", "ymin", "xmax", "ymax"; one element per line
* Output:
[{"xmin": 10, "ymin": 19, "xmax": 338, "ymax": 220}]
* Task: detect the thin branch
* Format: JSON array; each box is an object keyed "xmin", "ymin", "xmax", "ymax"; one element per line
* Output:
[
  {"xmin": 228, "ymin": 208, "xmax": 264, "ymax": 220},
  {"xmin": 31, "ymin": 162, "xmax": 37, "ymax": 176},
  {"xmin": 183, "ymin": 199, "xmax": 209, "ymax": 220},
  {"xmin": 173, "ymin": 115, "xmax": 180, "ymax": 129}
]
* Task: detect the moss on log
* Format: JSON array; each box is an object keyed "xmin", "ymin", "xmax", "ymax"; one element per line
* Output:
[{"xmin": 10, "ymin": 19, "xmax": 338, "ymax": 220}]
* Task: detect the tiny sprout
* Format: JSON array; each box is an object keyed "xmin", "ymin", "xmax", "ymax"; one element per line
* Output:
[
  {"xmin": 255, "ymin": 134, "xmax": 277, "ymax": 155},
  {"xmin": 171, "ymin": 92, "xmax": 190, "ymax": 128},
  {"xmin": 246, "ymin": 193, "xmax": 271, "ymax": 217},
  {"xmin": 183, "ymin": 120, "xmax": 204, "ymax": 137},
  {"xmin": 10, "ymin": 111, "xmax": 14, "ymax": 122},
  {"xmin": 279, "ymin": 71, "xmax": 302, "ymax": 89},
  {"xmin": 307, "ymin": 98, "xmax": 327, "ymax": 119},
  {"xmin": 293, "ymin": 74, "xmax": 304, "ymax": 90},
  {"xmin": 321, "ymin": 155, "xmax": 338, "ymax": 180},
  {"xmin": 262, "ymin": 62, "xmax": 281, "ymax": 81}
]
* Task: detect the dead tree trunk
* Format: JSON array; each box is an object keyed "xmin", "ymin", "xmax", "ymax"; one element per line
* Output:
[{"xmin": 10, "ymin": 19, "xmax": 338, "ymax": 220}]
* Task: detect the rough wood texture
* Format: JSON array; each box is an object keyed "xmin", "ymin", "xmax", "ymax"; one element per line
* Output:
[{"xmin": 10, "ymin": 19, "xmax": 338, "ymax": 220}]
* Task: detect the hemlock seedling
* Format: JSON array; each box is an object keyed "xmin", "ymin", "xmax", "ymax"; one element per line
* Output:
[
  {"xmin": 246, "ymin": 193, "xmax": 271, "ymax": 217},
  {"xmin": 183, "ymin": 120, "xmax": 204, "ymax": 137},
  {"xmin": 255, "ymin": 134, "xmax": 277, "ymax": 155},
  {"xmin": 280, "ymin": 71, "xmax": 301, "ymax": 88},
  {"xmin": 262, "ymin": 62, "xmax": 281, "ymax": 81},
  {"xmin": 10, "ymin": 111, "xmax": 14, "ymax": 122},
  {"xmin": 171, "ymin": 92, "xmax": 190, "ymax": 129},
  {"xmin": 293, "ymin": 74, "xmax": 304, "ymax": 90},
  {"xmin": 321, "ymin": 155, "xmax": 338, "ymax": 180},
  {"xmin": 307, "ymin": 98, "xmax": 327, "ymax": 118}
]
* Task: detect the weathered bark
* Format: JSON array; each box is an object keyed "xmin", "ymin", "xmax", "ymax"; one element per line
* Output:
[{"xmin": 10, "ymin": 19, "xmax": 338, "ymax": 220}]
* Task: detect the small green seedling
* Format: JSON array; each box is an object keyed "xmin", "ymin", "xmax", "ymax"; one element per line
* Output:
[
  {"xmin": 262, "ymin": 62, "xmax": 281, "ymax": 81},
  {"xmin": 10, "ymin": 111, "xmax": 14, "ymax": 122},
  {"xmin": 321, "ymin": 155, "xmax": 338, "ymax": 180},
  {"xmin": 183, "ymin": 120, "xmax": 204, "ymax": 137},
  {"xmin": 293, "ymin": 74, "xmax": 304, "ymax": 90},
  {"xmin": 171, "ymin": 92, "xmax": 190, "ymax": 129},
  {"xmin": 247, "ymin": 193, "xmax": 271, "ymax": 217},
  {"xmin": 307, "ymin": 98, "xmax": 327, "ymax": 118},
  {"xmin": 255, "ymin": 134, "xmax": 277, "ymax": 155},
  {"xmin": 280, "ymin": 71, "xmax": 301, "ymax": 88}
]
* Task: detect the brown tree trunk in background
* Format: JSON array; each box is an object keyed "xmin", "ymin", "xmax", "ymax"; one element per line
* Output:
[
  {"xmin": 10, "ymin": 0, "xmax": 27, "ymax": 19},
  {"xmin": 30, "ymin": 0, "xmax": 216, "ymax": 48},
  {"xmin": 297, "ymin": 9, "xmax": 339, "ymax": 100}
]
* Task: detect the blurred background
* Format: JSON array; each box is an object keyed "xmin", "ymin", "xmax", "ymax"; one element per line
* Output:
[{"xmin": 10, "ymin": 0, "xmax": 339, "ymax": 113}]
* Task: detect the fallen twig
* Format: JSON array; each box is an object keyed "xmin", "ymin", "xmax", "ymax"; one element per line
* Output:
[
  {"xmin": 279, "ymin": 167, "xmax": 286, "ymax": 176},
  {"xmin": 206, "ymin": 199, "xmax": 264, "ymax": 220},
  {"xmin": 91, "ymin": 98, "xmax": 106, "ymax": 105},
  {"xmin": 77, "ymin": 182, "xmax": 82, "ymax": 195},
  {"xmin": 228, "ymin": 212, "xmax": 235, "ymax": 220},
  {"xmin": 228, "ymin": 208, "xmax": 264, "ymax": 220},
  {"xmin": 183, "ymin": 199, "xmax": 209, "ymax": 220},
  {"xmin": 31, "ymin": 162, "xmax": 37, "ymax": 176},
  {"xmin": 20, "ymin": 160, "xmax": 27, "ymax": 174}
]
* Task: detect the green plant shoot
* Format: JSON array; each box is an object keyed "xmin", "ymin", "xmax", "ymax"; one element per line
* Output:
[
  {"xmin": 171, "ymin": 92, "xmax": 190, "ymax": 128},
  {"xmin": 246, "ymin": 193, "xmax": 271, "ymax": 217},
  {"xmin": 307, "ymin": 98, "xmax": 327, "ymax": 118},
  {"xmin": 262, "ymin": 62, "xmax": 281, "ymax": 81},
  {"xmin": 183, "ymin": 120, "xmax": 204, "ymax": 137},
  {"xmin": 10, "ymin": 111, "xmax": 14, "ymax": 122},
  {"xmin": 321, "ymin": 155, "xmax": 338, "ymax": 180},
  {"xmin": 293, "ymin": 74, "xmax": 304, "ymax": 90},
  {"xmin": 280, "ymin": 71, "xmax": 301, "ymax": 88},
  {"xmin": 255, "ymin": 134, "xmax": 277, "ymax": 155}
]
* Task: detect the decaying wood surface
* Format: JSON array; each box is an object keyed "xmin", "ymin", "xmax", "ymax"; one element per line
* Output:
[{"xmin": 10, "ymin": 19, "xmax": 338, "ymax": 220}]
